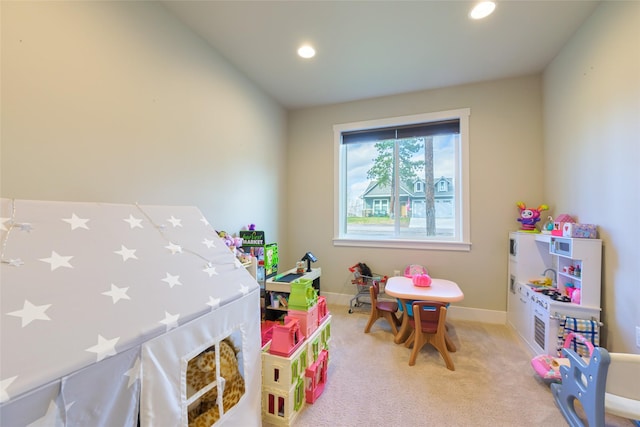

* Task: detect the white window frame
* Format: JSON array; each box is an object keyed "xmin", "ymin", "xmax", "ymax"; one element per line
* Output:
[{"xmin": 333, "ymin": 108, "xmax": 471, "ymax": 251}]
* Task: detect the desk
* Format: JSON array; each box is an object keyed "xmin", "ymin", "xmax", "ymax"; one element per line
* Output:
[
  {"xmin": 384, "ymin": 276, "xmax": 464, "ymax": 344},
  {"xmin": 264, "ymin": 267, "xmax": 321, "ymax": 320}
]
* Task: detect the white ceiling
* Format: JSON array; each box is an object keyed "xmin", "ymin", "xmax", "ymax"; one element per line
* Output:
[{"xmin": 163, "ymin": 1, "xmax": 600, "ymax": 110}]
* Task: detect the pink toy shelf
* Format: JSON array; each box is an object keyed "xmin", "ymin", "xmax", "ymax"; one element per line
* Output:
[
  {"xmin": 305, "ymin": 349, "xmax": 329, "ymax": 404},
  {"xmin": 317, "ymin": 296, "xmax": 329, "ymax": 324},
  {"xmin": 285, "ymin": 305, "xmax": 319, "ymax": 339},
  {"xmin": 269, "ymin": 319, "xmax": 305, "ymax": 357}
]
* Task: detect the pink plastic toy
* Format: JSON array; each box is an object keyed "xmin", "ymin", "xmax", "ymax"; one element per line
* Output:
[
  {"xmin": 571, "ymin": 289, "xmax": 581, "ymax": 304},
  {"xmin": 413, "ymin": 274, "xmax": 432, "ymax": 287}
]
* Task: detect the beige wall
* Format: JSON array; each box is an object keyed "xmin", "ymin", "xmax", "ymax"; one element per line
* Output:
[
  {"xmin": 286, "ymin": 75, "xmax": 545, "ymax": 313},
  {"xmin": 3, "ymin": 1, "xmax": 637, "ymax": 353},
  {"xmin": 543, "ymin": 1, "xmax": 640, "ymax": 353},
  {"xmin": 1, "ymin": 1, "xmax": 288, "ymax": 251}
]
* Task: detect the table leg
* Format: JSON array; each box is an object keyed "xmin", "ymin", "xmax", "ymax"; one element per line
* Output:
[{"xmin": 394, "ymin": 302, "xmax": 412, "ymax": 344}]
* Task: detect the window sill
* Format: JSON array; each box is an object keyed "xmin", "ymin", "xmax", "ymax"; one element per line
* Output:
[{"xmin": 333, "ymin": 237, "xmax": 471, "ymax": 251}]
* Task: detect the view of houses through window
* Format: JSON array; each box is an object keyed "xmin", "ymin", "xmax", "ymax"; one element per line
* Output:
[
  {"xmin": 335, "ymin": 109, "xmax": 469, "ymax": 245},
  {"xmin": 344, "ymin": 135, "xmax": 456, "ymax": 238}
]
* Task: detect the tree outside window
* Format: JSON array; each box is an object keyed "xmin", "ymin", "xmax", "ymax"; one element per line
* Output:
[{"xmin": 334, "ymin": 109, "xmax": 470, "ymax": 250}]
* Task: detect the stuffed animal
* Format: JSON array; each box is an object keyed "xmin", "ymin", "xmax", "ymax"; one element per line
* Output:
[
  {"xmin": 349, "ymin": 262, "xmax": 372, "ymax": 285},
  {"xmin": 216, "ymin": 231, "xmax": 234, "ymax": 248},
  {"xmin": 187, "ymin": 339, "xmax": 245, "ymax": 427},
  {"xmin": 516, "ymin": 202, "xmax": 549, "ymax": 231}
]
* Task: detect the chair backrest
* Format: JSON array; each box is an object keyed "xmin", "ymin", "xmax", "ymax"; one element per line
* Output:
[
  {"xmin": 412, "ymin": 301, "xmax": 447, "ymax": 332},
  {"xmin": 369, "ymin": 281, "xmax": 379, "ymax": 304}
]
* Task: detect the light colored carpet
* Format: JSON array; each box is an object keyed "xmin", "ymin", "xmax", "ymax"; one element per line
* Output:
[{"xmin": 290, "ymin": 304, "xmax": 635, "ymax": 427}]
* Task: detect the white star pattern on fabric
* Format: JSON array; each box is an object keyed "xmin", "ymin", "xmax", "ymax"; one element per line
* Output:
[
  {"xmin": 62, "ymin": 213, "xmax": 89, "ymax": 230},
  {"xmin": 203, "ymin": 265, "xmax": 218, "ymax": 277},
  {"xmin": 102, "ymin": 284, "xmax": 131, "ymax": 304},
  {"xmin": 206, "ymin": 296, "xmax": 221, "ymax": 309},
  {"xmin": 167, "ymin": 216, "xmax": 182, "ymax": 227},
  {"xmin": 114, "ymin": 245, "xmax": 137, "ymax": 262},
  {"xmin": 239, "ymin": 284, "xmax": 250, "ymax": 295},
  {"xmin": 0, "ymin": 217, "xmax": 11, "ymax": 231},
  {"xmin": 85, "ymin": 335, "xmax": 119, "ymax": 362},
  {"xmin": 123, "ymin": 215, "xmax": 143, "ymax": 229},
  {"xmin": 124, "ymin": 357, "xmax": 141, "ymax": 389},
  {"xmin": 40, "ymin": 251, "xmax": 73, "ymax": 271},
  {"xmin": 26, "ymin": 397, "xmax": 64, "ymax": 427},
  {"xmin": 1, "ymin": 376, "xmax": 18, "ymax": 403},
  {"xmin": 159, "ymin": 311, "xmax": 179, "ymax": 331},
  {"xmin": 161, "ymin": 273, "xmax": 182, "ymax": 288},
  {"xmin": 165, "ymin": 242, "xmax": 182, "ymax": 254},
  {"xmin": 7, "ymin": 300, "xmax": 52, "ymax": 327},
  {"xmin": 2, "ymin": 201, "xmax": 263, "ymax": 411}
]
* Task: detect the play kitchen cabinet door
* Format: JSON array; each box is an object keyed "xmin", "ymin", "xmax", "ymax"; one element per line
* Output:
[
  {"xmin": 549, "ymin": 237, "xmax": 602, "ymax": 308},
  {"xmin": 507, "ymin": 232, "xmax": 551, "ymax": 334},
  {"xmin": 508, "ymin": 232, "xmax": 552, "ymax": 282},
  {"xmin": 510, "ymin": 282, "xmax": 534, "ymax": 344}
]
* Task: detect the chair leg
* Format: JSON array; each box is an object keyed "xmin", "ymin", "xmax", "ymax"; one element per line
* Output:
[
  {"xmin": 383, "ymin": 312, "xmax": 399, "ymax": 335},
  {"xmin": 404, "ymin": 330, "xmax": 415, "ymax": 349},
  {"xmin": 433, "ymin": 335, "xmax": 455, "ymax": 371},
  {"xmin": 409, "ymin": 334, "xmax": 424, "ymax": 366},
  {"xmin": 364, "ymin": 309, "xmax": 378, "ymax": 333},
  {"xmin": 445, "ymin": 334, "xmax": 456, "ymax": 352}
]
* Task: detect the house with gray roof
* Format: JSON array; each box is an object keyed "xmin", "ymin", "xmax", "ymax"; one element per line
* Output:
[{"xmin": 360, "ymin": 176, "xmax": 454, "ymax": 218}]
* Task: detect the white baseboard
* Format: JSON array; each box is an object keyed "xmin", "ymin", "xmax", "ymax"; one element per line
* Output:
[{"xmin": 322, "ymin": 291, "xmax": 507, "ymax": 325}]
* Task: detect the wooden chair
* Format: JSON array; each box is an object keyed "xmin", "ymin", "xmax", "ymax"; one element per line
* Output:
[
  {"xmin": 406, "ymin": 301, "xmax": 455, "ymax": 370},
  {"xmin": 364, "ymin": 281, "xmax": 400, "ymax": 335}
]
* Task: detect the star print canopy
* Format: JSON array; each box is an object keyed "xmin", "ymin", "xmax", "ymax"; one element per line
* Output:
[{"xmin": 0, "ymin": 198, "xmax": 259, "ymax": 405}]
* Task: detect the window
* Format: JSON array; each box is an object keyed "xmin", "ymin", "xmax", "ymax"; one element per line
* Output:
[{"xmin": 334, "ymin": 108, "xmax": 470, "ymax": 251}]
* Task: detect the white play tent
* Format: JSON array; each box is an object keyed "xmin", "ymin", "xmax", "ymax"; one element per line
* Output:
[{"xmin": 0, "ymin": 198, "xmax": 261, "ymax": 426}]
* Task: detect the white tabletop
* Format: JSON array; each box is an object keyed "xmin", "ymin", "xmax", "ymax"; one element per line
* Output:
[{"xmin": 384, "ymin": 276, "xmax": 464, "ymax": 303}]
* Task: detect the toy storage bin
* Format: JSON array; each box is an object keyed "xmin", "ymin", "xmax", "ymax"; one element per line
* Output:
[
  {"xmin": 269, "ymin": 319, "xmax": 305, "ymax": 357},
  {"xmin": 262, "ymin": 338, "xmax": 309, "ymax": 394},
  {"xmin": 285, "ymin": 305, "xmax": 319, "ymax": 339},
  {"xmin": 305, "ymin": 349, "xmax": 329, "ymax": 404},
  {"xmin": 288, "ymin": 279, "xmax": 318, "ymax": 311},
  {"xmin": 562, "ymin": 223, "xmax": 597, "ymax": 239},
  {"xmin": 317, "ymin": 296, "xmax": 329, "ymax": 324},
  {"xmin": 262, "ymin": 380, "xmax": 305, "ymax": 427}
]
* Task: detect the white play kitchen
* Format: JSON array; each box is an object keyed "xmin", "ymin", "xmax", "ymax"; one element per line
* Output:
[{"xmin": 507, "ymin": 231, "xmax": 602, "ymax": 356}]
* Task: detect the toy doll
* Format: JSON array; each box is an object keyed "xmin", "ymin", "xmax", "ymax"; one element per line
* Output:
[{"xmin": 516, "ymin": 202, "xmax": 549, "ymax": 232}]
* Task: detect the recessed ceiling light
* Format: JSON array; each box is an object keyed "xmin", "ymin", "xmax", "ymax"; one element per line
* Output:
[
  {"xmin": 297, "ymin": 45, "xmax": 316, "ymax": 59},
  {"xmin": 469, "ymin": 1, "xmax": 496, "ymax": 20}
]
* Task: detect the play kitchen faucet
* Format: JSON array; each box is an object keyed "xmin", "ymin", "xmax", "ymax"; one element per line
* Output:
[{"xmin": 542, "ymin": 268, "xmax": 557, "ymax": 285}]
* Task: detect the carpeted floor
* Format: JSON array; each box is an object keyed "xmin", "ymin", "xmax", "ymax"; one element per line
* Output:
[{"xmin": 289, "ymin": 304, "xmax": 635, "ymax": 427}]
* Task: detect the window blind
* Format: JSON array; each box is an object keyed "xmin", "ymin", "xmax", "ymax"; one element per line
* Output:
[{"xmin": 341, "ymin": 119, "xmax": 459, "ymax": 144}]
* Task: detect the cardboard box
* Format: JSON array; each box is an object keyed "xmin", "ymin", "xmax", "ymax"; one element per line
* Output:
[{"xmin": 562, "ymin": 223, "xmax": 597, "ymax": 238}]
